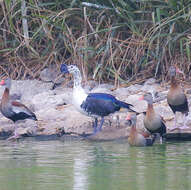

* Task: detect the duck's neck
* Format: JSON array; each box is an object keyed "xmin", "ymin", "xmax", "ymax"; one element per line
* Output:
[
  {"xmin": 71, "ymin": 68, "xmax": 88, "ymax": 108},
  {"xmin": 148, "ymin": 102, "xmax": 153, "ymax": 108},
  {"xmin": 147, "ymin": 103, "xmax": 154, "ymax": 116},
  {"xmin": 131, "ymin": 125, "xmax": 136, "ymax": 130},
  {"xmin": 130, "ymin": 125, "xmax": 137, "ymax": 136},
  {"xmin": 146, "ymin": 98, "xmax": 154, "ymax": 109},
  {"xmin": 73, "ymin": 70, "xmax": 83, "ymax": 89},
  {"xmin": 1, "ymin": 88, "xmax": 10, "ymax": 105},
  {"xmin": 170, "ymin": 76, "xmax": 179, "ymax": 88}
]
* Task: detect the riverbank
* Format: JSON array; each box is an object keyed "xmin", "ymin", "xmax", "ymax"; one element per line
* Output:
[{"xmin": 0, "ymin": 76, "xmax": 191, "ymax": 141}]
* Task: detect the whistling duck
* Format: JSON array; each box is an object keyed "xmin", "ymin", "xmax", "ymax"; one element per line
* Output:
[
  {"xmin": 167, "ymin": 65, "xmax": 189, "ymax": 130},
  {"xmin": 139, "ymin": 93, "xmax": 166, "ymax": 143},
  {"xmin": 126, "ymin": 113, "xmax": 156, "ymax": 146},
  {"xmin": 60, "ymin": 64, "xmax": 136, "ymax": 135},
  {"xmin": 0, "ymin": 78, "xmax": 37, "ymax": 140}
]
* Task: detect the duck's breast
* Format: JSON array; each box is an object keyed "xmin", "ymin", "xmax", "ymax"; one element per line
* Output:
[
  {"xmin": 144, "ymin": 114, "xmax": 162, "ymax": 131},
  {"xmin": 72, "ymin": 87, "xmax": 88, "ymax": 114},
  {"xmin": 167, "ymin": 87, "xmax": 186, "ymax": 106}
]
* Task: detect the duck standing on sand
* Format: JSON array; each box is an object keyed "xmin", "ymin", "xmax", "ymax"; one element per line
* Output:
[
  {"xmin": 167, "ymin": 65, "xmax": 189, "ymax": 131},
  {"xmin": 60, "ymin": 64, "xmax": 136, "ymax": 136},
  {"xmin": 0, "ymin": 78, "xmax": 37, "ymax": 140}
]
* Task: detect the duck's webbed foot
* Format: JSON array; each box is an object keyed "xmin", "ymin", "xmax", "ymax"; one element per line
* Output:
[{"xmin": 7, "ymin": 130, "xmax": 21, "ymax": 141}]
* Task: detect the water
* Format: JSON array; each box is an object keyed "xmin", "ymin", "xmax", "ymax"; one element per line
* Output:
[{"xmin": 0, "ymin": 139, "xmax": 191, "ymax": 190}]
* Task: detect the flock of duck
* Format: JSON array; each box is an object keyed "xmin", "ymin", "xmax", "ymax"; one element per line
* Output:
[{"xmin": 0, "ymin": 65, "xmax": 189, "ymax": 146}]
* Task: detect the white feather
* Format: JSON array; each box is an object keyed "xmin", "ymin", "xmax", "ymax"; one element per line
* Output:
[
  {"xmin": 72, "ymin": 86, "xmax": 88, "ymax": 114},
  {"xmin": 12, "ymin": 105, "xmax": 31, "ymax": 115}
]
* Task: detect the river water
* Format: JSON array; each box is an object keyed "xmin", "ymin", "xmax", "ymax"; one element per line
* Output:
[{"xmin": 0, "ymin": 139, "xmax": 191, "ymax": 190}]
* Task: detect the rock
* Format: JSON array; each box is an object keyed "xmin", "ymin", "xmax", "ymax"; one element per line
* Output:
[
  {"xmin": 16, "ymin": 125, "xmax": 37, "ymax": 137},
  {"xmin": 154, "ymin": 102, "xmax": 174, "ymax": 121},
  {"xmin": 141, "ymin": 78, "xmax": 161, "ymax": 96},
  {"xmin": 97, "ymin": 83, "xmax": 114, "ymax": 89},
  {"xmin": 144, "ymin": 78, "xmax": 156, "ymax": 85},
  {"xmin": 4, "ymin": 80, "xmax": 53, "ymax": 102},
  {"xmin": 40, "ymin": 65, "xmax": 65, "ymax": 84},
  {"xmin": 37, "ymin": 107, "xmax": 66, "ymax": 121},
  {"xmin": 186, "ymin": 89, "xmax": 191, "ymax": 94},
  {"xmin": 58, "ymin": 106, "xmax": 92, "ymax": 134},
  {"xmin": 125, "ymin": 94, "xmax": 147, "ymax": 112},
  {"xmin": 185, "ymin": 112, "xmax": 191, "ymax": 126},
  {"xmin": 32, "ymin": 91, "xmax": 71, "ymax": 111},
  {"xmin": 91, "ymin": 83, "xmax": 114, "ymax": 94},
  {"xmin": 0, "ymin": 118, "xmax": 37, "ymax": 139},
  {"xmin": 91, "ymin": 87, "xmax": 112, "ymax": 94},
  {"xmin": 114, "ymin": 87, "xmax": 130, "ymax": 98},
  {"xmin": 126, "ymin": 84, "xmax": 143, "ymax": 94},
  {"xmin": 40, "ymin": 67, "xmax": 57, "ymax": 82},
  {"xmin": 153, "ymin": 92, "xmax": 167, "ymax": 103},
  {"xmin": 83, "ymin": 80, "xmax": 98, "ymax": 92},
  {"xmin": 10, "ymin": 93, "xmax": 21, "ymax": 100},
  {"xmin": 53, "ymin": 87, "xmax": 72, "ymax": 96}
]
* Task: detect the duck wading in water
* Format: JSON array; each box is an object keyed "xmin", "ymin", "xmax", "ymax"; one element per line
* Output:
[
  {"xmin": 60, "ymin": 64, "xmax": 136, "ymax": 136},
  {"xmin": 139, "ymin": 93, "xmax": 166, "ymax": 143},
  {"xmin": 126, "ymin": 113, "xmax": 157, "ymax": 147},
  {"xmin": 0, "ymin": 78, "xmax": 37, "ymax": 140}
]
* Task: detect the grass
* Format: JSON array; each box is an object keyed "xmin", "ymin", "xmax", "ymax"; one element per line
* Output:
[{"xmin": 0, "ymin": 0, "xmax": 191, "ymax": 87}]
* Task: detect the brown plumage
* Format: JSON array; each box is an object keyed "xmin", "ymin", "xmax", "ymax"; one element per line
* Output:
[
  {"xmin": 0, "ymin": 78, "xmax": 37, "ymax": 140},
  {"xmin": 139, "ymin": 93, "xmax": 166, "ymax": 143},
  {"xmin": 167, "ymin": 66, "xmax": 189, "ymax": 130},
  {"xmin": 126, "ymin": 113, "xmax": 156, "ymax": 147}
]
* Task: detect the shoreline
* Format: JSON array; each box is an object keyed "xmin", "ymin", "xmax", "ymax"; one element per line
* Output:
[{"xmin": 0, "ymin": 77, "xmax": 191, "ymax": 141}]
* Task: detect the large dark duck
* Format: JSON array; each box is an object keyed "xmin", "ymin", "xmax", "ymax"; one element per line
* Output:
[
  {"xmin": 0, "ymin": 78, "xmax": 37, "ymax": 140},
  {"xmin": 167, "ymin": 65, "xmax": 189, "ymax": 130},
  {"xmin": 60, "ymin": 64, "xmax": 136, "ymax": 135},
  {"xmin": 126, "ymin": 113, "xmax": 157, "ymax": 147}
]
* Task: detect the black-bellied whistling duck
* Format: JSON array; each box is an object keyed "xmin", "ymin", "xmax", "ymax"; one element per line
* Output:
[
  {"xmin": 126, "ymin": 113, "xmax": 156, "ymax": 147},
  {"xmin": 60, "ymin": 64, "xmax": 136, "ymax": 136},
  {"xmin": 0, "ymin": 78, "xmax": 37, "ymax": 140},
  {"xmin": 167, "ymin": 65, "xmax": 189, "ymax": 130},
  {"xmin": 139, "ymin": 93, "xmax": 166, "ymax": 143}
]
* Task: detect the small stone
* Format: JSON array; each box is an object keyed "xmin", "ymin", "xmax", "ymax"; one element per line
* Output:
[
  {"xmin": 114, "ymin": 87, "xmax": 130, "ymax": 98},
  {"xmin": 32, "ymin": 91, "xmax": 70, "ymax": 111},
  {"xmin": 126, "ymin": 84, "xmax": 142, "ymax": 94},
  {"xmin": 144, "ymin": 78, "xmax": 156, "ymax": 85},
  {"xmin": 186, "ymin": 89, "xmax": 191, "ymax": 94},
  {"xmin": 91, "ymin": 87, "xmax": 112, "ymax": 94},
  {"xmin": 40, "ymin": 65, "xmax": 61, "ymax": 83},
  {"xmin": 125, "ymin": 94, "xmax": 147, "ymax": 112},
  {"xmin": 84, "ymin": 80, "xmax": 98, "ymax": 91},
  {"xmin": 92, "ymin": 83, "xmax": 114, "ymax": 93}
]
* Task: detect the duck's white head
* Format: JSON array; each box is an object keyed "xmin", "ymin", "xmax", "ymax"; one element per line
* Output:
[
  {"xmin": 60, "ymin": 64, "xmax": 80, "ymax": 75},
  {"xmin": 60, "ymin": 64, "xmax": 82, "ymax": 88},
  {"xmin": 60, "ymin": 64, "xmax": 87, "ymax": 109}
]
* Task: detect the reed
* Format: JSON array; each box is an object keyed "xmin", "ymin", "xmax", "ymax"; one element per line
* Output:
[{"xmin": 0, "ymin": 0, "xmax": 190, "ymax": 86}]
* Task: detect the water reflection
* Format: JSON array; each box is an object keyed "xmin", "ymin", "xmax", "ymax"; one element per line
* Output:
[{"xmin": 0, "ymin": 140, "xmax": 190, "ymax": 190}]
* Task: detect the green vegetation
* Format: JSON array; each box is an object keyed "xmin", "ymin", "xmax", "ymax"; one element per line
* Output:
[{"xmin": 0, "ymin": 0, "xmax": 191, "ymax": 86}]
